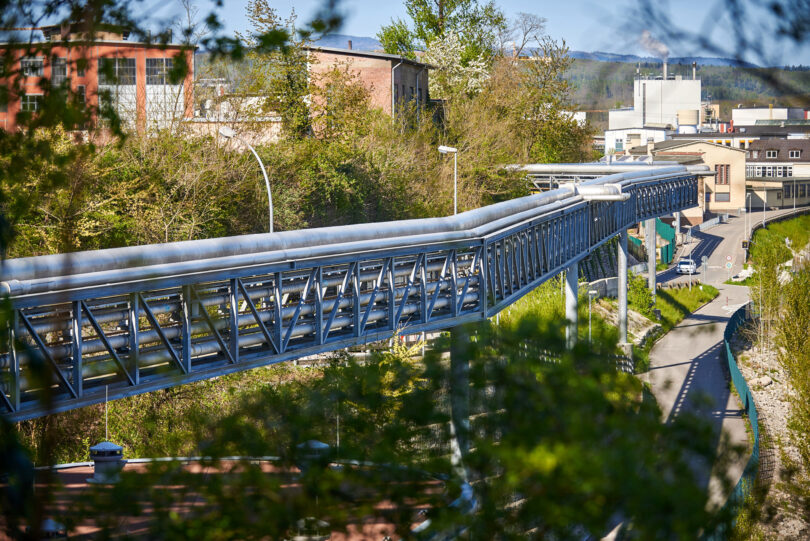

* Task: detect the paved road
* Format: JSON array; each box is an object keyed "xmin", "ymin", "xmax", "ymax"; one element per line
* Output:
[{"xmin": 642, "ymin": 208, "xmax": 807, "ymax": 507}]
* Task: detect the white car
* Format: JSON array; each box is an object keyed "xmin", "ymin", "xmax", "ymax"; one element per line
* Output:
[{"xmin": 676, "ymin": 258, "xmax": 698, "ymax": 275}]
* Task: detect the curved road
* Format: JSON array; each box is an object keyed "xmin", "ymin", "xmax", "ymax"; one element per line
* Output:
[{"xmin": 642, "ymin": 208, "xmax": 804, "ymax": 506}]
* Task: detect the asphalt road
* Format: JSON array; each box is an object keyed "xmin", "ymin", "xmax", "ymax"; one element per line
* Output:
[{"xmin": 642, "ymin": 208, "xmax": 806, "ymax": 507}]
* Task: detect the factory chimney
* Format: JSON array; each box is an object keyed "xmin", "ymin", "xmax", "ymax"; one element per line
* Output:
[
  {"xmin": 663, "ymin": 60, "xmax": 668, "ymax": 80},
  {"xmin": 692, "ymin": 61, "xmax": 697, "ymax": 80},
  {"xmin": 347, "ymin": 39, "xmax": 352, "ymax": 50}
]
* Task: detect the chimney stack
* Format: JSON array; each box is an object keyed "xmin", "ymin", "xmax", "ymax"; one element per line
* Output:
[
  {"xmin": 347, "ymin": 39, "xmax": 352, "ymax": 50},
  {"xmin": 692, "ymin": 61, "xmax": 697, "ymax": 80},
  {"xmin": 663, "ymin": 60, "xmax": 668, "ymax": 80}
]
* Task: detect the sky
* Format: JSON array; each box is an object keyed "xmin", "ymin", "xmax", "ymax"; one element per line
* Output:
[{"xmin": 163, "ymin": 0, "xmax": 810, "ymax": 66}]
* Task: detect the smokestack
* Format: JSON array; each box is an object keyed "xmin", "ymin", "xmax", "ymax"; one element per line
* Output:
[
  {"xmin": 347, "ymin": 39, "xmax": 352, "ymax": 50},
  {"xmin": 692, "ymin": 61, "xmax": 697, "ymax": 80},
  {"xmin": 663, "ymin": 60, "xmax": 668, "ymax": 80}
]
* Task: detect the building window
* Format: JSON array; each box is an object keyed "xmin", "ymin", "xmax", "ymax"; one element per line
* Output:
[
  {"xmin": 705, "ymin": 192, "xmax": 711, "ymax": 203},
  {"xmin": 784, "ymin": 186, "xmax": 791, "ymax": 199},
  {"xmin": 76, "ymin": 85, "xmax": 86, "ymax": 105},
  {"xmin": 752, "ymin": 150, "xmax": 759, "ymax": 158},
  {"xmin": 51, "ymin": 57, "xmax": 67, "ymax": 85},
  {"xmin": 21, "ymin": 94, "xmax": 43, "ymax": 112},
  {"xmin": 789, "ymin": 150, "xmax": 802, "ymax": 159},
  {"xmin": 21, "ymin": 57, "xmax": 44, "ymax": 77},
  {"xmin": 98, "ymin": 58, "xmax": 136, "ymax": 85},
  {"xmin": 715, "ymin": 164, "xmax": 730, "ymax": 185},
  {"xmin": 801, "ymin": 184, "xmax": 807, "ymax": 198},
  {"xmin": 146, "ymin": 58, "xmax": 173, "ymax": 85},
  {"xmin": 715, "ymin": 192, "xmax": 731, "ymax": 203},
  {"xmin": 766, "ymin": 150, "xmax": 778, "ymax": 158}
]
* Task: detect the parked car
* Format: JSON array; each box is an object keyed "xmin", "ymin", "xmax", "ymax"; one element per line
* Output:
[{"xmin": 676, "ymin": 258, "xmax": 697, "ymax": 275}]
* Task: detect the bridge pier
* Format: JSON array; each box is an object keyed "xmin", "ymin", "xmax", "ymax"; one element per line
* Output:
[
  {"xmin": 645, "ymin": 218, "xmax": 657, "ymax": 299},
  {"xmin": 617, "ymin": 230, "xmax": 631, "ymax": 356},
  {"xmin": 450, "ymin": 327, "xmax": 471, "ymax": 482},
  {"xmin": 564, "ymin": 262, "xmax": 578, "ymax": 348},
  {"xmin": 674, "ymin": 211, "xmax": 681, "ymax": 242}
]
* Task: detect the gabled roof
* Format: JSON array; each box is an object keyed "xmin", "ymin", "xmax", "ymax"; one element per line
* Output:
[
  {"xmin": 303, "ymin": 46, "xmax": 434, "ymax": 69},
  {"xmin": 629, "ymin": 139, "xmax": 745, "ymax": 154}
]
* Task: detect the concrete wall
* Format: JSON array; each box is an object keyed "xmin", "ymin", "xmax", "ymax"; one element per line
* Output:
[
  {"xmin": 634, "ymin": 78, "xmax": 701, "ymax": 128},
  {"xmin": 732, "ymin": 107, "xmax": 806, "ymax": 126}
]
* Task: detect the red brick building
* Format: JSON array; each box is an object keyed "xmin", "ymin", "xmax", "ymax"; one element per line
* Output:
[
  {"xmin": 305, "ymin": 45, "xmax": 431, "ymax": 115},
  {"xmin": 0, "ymin": 23, "xmax": 194, "ymax": 132}
]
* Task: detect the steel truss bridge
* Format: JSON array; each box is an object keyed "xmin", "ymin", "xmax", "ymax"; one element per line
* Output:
[{"xmin": 0, "ymin": 166, "xmax": 702, "ymax": 421}]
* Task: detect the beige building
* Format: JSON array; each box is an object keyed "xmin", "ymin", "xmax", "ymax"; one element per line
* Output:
[
  {"xmin": 304, "ymin": 45, "xmax": 431, "ymax": 116},
  {"xmin": 630, "ymin": 140, "xmax": 747, "ymax": 224}
]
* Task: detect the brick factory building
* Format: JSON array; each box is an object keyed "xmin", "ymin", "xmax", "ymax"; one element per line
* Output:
[
  {"xmin": 0, "ymin": 22, "xmax": 194, "ymax": 133},
  {"xmin": 304, "ymin": 44, "xmax": 431, "ymax": 116}
]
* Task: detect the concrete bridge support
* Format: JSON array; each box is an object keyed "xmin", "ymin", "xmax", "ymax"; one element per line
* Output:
[
  {"xmin": 618, "ymin": 229, "xmax": 629, "ymax": 351},
  {"xmin": 675, "ymin": 211, "xmax": 681, "ymax": 242},
  {"xmin": 450, "ymin": 327, "xmax": 471, "ymax": 482},
  {"xmin": 645, "ymin": 218, "xmax": 657, "ymax": 299},
  {"xmin": 565, "ymin": 262, "xmax": 578, "ymax": 348}
]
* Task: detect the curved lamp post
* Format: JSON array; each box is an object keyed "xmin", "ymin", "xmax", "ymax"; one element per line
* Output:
[
  {"xmin": 438, "ymin": 145, "xmax": 458, "ymax": 215},
  {"xmin": 219, "ymin": 126, "xmax": 274, "ymax": 234}
]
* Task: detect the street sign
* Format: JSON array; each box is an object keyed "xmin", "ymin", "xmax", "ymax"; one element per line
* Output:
[
  {"xmin": 742, "ymin": 240, "xmax": 749, "ymax": 249},
  {"xmin": 726, "ymin": 255, "xmax": 732, "ymax": 262},
  {"xmin": 725, "ymin": 262, "xmax": 733, "ymax": 270}
]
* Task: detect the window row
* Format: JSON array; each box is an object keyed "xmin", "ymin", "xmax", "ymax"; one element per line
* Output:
[
  {"xmin": 714, "ymin": 164, "xmax": 730, "ymax": 185},
  {"xmin": 746, "ymin": 165, "xmax": 793, "ymax": 178},
  {"xmin": 18, "ymin": 87, "xmax": 86, "ymax": 112},
  {"xmin": 17, "ymin": 57, "xmax": 179, "ymax": 86},
  {"xmin": 783, "ymin": 183, "xmax": 809, "ymax": 199},
  {"xmin": 750, "ymin": 149, "xmax": 803, "ymax": 159}
]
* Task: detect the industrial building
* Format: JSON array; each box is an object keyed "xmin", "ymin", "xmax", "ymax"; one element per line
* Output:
[
  {"xmin": 0, "ymin": 22, "xmax": 194, "ymax": 133},
  {"xmin": 304, "ymin": 44, "xmax": 431, "ymax": 116},
  {"xmin": 746, "ymin": 139, "xmax": 810, "ymax": 210}
]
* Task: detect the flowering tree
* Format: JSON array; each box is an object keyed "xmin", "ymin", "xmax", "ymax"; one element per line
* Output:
[{"xmin": 422, "ymin": 31, "xmax": 491, "ymax": 98}]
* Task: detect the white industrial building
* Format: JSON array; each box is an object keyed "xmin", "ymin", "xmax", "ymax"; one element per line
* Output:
[
  {"xmin": 605, "ymin": 65, "xmax": 702, "ymax": 154},
  {"xmin": 731, "ymin": 106, "xmax": 807, "ymax": 127}
]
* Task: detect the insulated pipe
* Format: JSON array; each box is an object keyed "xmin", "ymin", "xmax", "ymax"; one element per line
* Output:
[
  {"xmin": 565, "ymin": 263, "xmax": 578, "ymax": 348},
  {"xmin": 618, "ymin": 229, "xmax": 628, "ymax": 345},
  {"xmin": 1, "ymin": 167, "xmax": 703, "ymax": 285},
  {"xmin": 675, "ymin": 212, "xmax": 681, "ymax": 241}
]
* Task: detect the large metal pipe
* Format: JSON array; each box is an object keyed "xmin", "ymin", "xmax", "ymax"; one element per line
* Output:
[{"xmin": 1, "ymin": 166, "xmax": 706, "ymax": 289}]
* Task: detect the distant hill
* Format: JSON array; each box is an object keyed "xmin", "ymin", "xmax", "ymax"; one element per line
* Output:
[
  {"xmin": 568, "ymin": 50, "xmax": 759, "ymax": 68},
  {"xmin": 312, "ymin": 33, "xmax": 382, "ymax": 51}
]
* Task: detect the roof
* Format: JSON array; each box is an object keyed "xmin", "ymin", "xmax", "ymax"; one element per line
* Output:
[
  {"xmin": 754, "ymin": 119, "xmax": 810, "ymax": 126},
  {"xmin": 304, "ymin": 45, "xmax": 434, "ymax": 69},
  {"xmin": 628, "ymin": 139, "xmax": 745, "ymax": 155},
  {"xmin": 748, "ymin": 139, "xmax": 810, "ymax": 162}
]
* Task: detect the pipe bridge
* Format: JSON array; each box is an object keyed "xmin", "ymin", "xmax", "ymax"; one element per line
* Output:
[{"xmin": 0, "ymin": 166, "xmax": 702, "ymax": 421}]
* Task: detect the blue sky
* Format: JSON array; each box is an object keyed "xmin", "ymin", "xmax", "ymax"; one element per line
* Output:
[{"xmin": 173, "ymin": 0, "xmax": 810, "ymax": 65}]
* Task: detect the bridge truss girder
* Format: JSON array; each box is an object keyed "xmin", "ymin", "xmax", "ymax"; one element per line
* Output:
[{"xmin": 1, "ymin": 174, "xmax": 697, "ymax": 421}]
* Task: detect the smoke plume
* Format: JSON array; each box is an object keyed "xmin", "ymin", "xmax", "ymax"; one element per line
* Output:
[{"xmin": 640, "ymin": 30, "xmax": 669, "ymax": 59}]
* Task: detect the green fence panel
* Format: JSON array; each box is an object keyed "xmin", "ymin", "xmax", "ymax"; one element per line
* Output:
[{"xmin": 703, "ymin": 304, "xmax": 759, "ymax": 540}]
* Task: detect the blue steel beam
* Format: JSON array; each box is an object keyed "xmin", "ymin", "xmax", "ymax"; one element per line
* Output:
[{"xmin": 0, "ymin": 167, "xmax": 701, "ymax": 421}]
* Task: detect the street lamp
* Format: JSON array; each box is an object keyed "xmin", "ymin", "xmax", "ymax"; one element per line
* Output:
[
  {"xmin": 219, "ymin": 126, "xmax": 274, "ymax": 234},
  {"xmin": 588, "ymin": 289, "xmax": 598, "ymax": 343},
  {"xmin": 438, "ymin": 145, "xmax": 458, "ymax": 215}
]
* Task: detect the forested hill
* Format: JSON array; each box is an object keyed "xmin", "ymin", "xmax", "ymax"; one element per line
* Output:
[{"xmin": 565, "ymin": 59, "xmax": 810, "ymax": 115}]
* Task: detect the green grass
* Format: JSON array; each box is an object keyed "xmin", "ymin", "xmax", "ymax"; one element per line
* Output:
[
  {"xmin": 655, "ymin": 261, "xmax": 669, "ymax": 271},
  {"xmin": 749, "ymin": 214, "xmax": 810, "ymax": 265}
]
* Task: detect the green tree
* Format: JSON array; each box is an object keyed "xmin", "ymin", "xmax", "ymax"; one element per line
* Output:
[{"xmin": 377, "ymin": 0, "xmax": 507, "ymax": 64}]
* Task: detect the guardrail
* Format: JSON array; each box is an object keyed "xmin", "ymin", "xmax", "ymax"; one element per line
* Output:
[
  {"xmin": 0, "ymin": 166, "xmax": 701, "ymax": 421},
  {"xmin": 704, "ymin": 303, "xmax": 759, "ymax": 540}
]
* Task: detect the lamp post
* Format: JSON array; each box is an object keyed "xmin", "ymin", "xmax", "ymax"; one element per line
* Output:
[
  {"xmin": 219, "ymin": 126, "xmax": 274, "ymax": 234},
  {"xmin": 438, "ymin": 145, "xmax": 458, "ymax": 215},
  {"xmin": 588, "ymin": 289, "xmax": 598, "ymax": 343}
]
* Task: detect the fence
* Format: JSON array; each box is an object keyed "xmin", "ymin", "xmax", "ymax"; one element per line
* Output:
[{"xmin": 703, "ymin": 303, "xmax": 759, "ymax": 540}]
